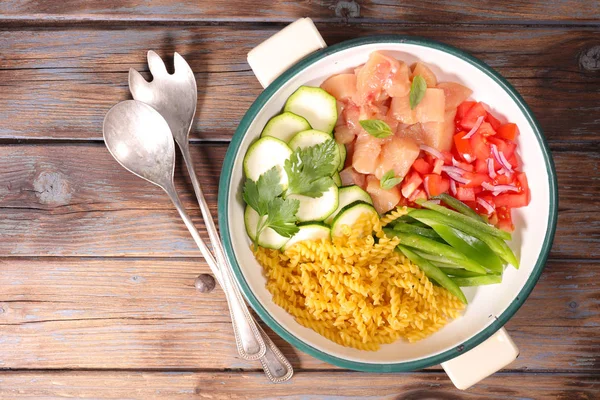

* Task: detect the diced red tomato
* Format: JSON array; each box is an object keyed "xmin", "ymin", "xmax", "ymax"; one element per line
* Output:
[
  {"xmin": 477, "ymin": 122, "xmax": 496, "ymax": 137},
  {"xmin": 454, "ymin": 159, "xmax": 474, "ymax": 172},
  {"xmin": 474, "ymin": 158, "xmax": 487, "ymax": 174},
  {"xmin": 469, "ymin": 131, "xmax": 491, "ymax": 160},
  {"xmin": 516, "ymin": 172, "xmax": 531, "ymax": 205},
  {"xmin": 463, "ymin": 172, "xmax": 490, "ymax": 188},
  {"xmin": 496, "ymin": 206, "xmax": 514, "ymax": 232},
  {"xmin": 486, "ymin": 112, "xmax": 502, "ymax": 130},
  {"xmin": 460, "ymin": 102, "xmax": 487, "ymax": 130},
  {"xmin": 424, "ymin": 174, "xmax": 450, "ymax": 197},
  {"xmin": 494, "ymin": 193, "xmax": 528, "ymax": 208},
  {"xmin": 456, "ymin": 186, "xmax": 475, "ymax": 201},
  {"xmin": 409, "ymin": 189, "xmax": 427, "ymax": 202},
  {"xmin": 508, "ymin": 153, "xmax": 519, "ymax": 169},
  {"xmin": 496, "ymin": 123, "xmax": 520, "ymax": 141},
  {"xmin": 412, "ymin": 158, "xmax": 432, "ymax": 175},
  {"xmin": 401, "ymin": 171, "xmax": 423, "ymax": 199},
  {"xmin": 454, "ymin": 131, "xmax": 475, "ymax": 162},
  {"xmin": 456, "ymin": 101, "xmax": 476, "ymax": 122}
]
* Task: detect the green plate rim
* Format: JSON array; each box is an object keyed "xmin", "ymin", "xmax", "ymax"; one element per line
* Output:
[{"xmin": 218, "ymin": 35, "xmax": 558, "ymax": 372}]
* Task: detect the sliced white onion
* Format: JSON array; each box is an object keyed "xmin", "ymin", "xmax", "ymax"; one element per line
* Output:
[
  {"xmin": 450, "ymin": 179, "xmax": 457, "ymax": 195},
  {"xmin": 463, "ymin": 153, "xmax": 473, "ymax": 163},
  {"xmin": 447, "ymin": 172, "xmax": 471, "ymax": 185},
  {"xmin": 441, "ymin": 166, "xmax": 466, "ymax": 176},
  {"xmin": 498, "ymin": 168, "xmax": 506, "ymax": 175},
  {"xmin": 477, "ymin": 197, "xmax": 495, "ymax": 215},
  {"xmin": 482, "ymin": 181, "xmax": 495, "ymax": 191},
  {"xmin": 490, "ymin": 144, "xmax": 513, "ymax": 176},
  {"xmin": 419, "ymin": 144, "xmax": 443, "ymax": 160},
  {"xmin": 463, "ymin": 115, "xmax": 485, "ymax": 139},
  {"xmin": 487, "ymin": 158, "xmax": 497, "ymax": 179},
  {"xmin": 499, "ymin": 150, "xmax": 514, "ymax": 174},
  {"xmin": 423, "ymin": 176, "xmax": 431, "ymax": 198}
]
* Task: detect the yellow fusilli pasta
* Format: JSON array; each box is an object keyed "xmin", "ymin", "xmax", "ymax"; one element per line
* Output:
[{"xmin": 253, "ymin": 211, "xmax": 465, "ymax": 351}]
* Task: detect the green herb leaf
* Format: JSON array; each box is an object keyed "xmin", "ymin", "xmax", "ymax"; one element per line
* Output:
[
  {"xmin": 242, "ymin": 166, "xmax": 283, "ymax": 216},
  {"xmin": 359, "ymin": 119, "xmax": 392, "ymax": 138},
  {"xmin": 265, "ymin": 197, "xmax": 300, "ymax": 237},
  {"xmin": 284, "ymin": 139, "xmax": 338, "ymax": 197},
  {"xmin": 380, "ymin": 169, "xmax": 403, "ymax": 190},
  {"xmin": 409, "ymin": 75, "xmax": 427, "ymax": 110}
]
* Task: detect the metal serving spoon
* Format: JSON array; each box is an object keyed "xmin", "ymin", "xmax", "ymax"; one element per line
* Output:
[
  {"xmin": 103, "ymin": 100, "xmax": 266, "ymax": 361},
  {"xmin": 129, "ymin": 52, "xmax": 293, "ymax": 382}
]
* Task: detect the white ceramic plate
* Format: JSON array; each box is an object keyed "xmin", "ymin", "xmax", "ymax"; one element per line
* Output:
[{"xmin": 218, "ymin": 36, "xmax": 557, "ymax": 372}]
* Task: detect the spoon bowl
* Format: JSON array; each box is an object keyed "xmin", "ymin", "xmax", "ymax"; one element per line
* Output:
[{"xmin": 103, "ymin": 100, "xmax": 175, "ymax": 189}]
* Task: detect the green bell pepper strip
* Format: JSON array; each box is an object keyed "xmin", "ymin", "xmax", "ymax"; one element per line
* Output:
[
  {"xmin": 431, "ymin": 193, "xmax": 484, "ymax": 221},
  {"xmin": 451, "ymin": 275, "xmax": 502, "ymax": 287},
  {"xmin": 392, "ymin": 221, "xmax": 442, "ymax": 240},
  {"xmin": 415, "ymin": 217, "xmax": 505, "ymax": 273},
  {"xmin": 383, "ymin": 229, "xmax": 486, "ymax": 274},
  {"xmin": 416, "ymin": 200, "xmax": 512, "ymax": 241},
  {"xmin": 408, "ymin": 209, "xmax": 519, "ymax": 268},
  {"xmin": 397, "ymin": 245, "xmax": 467, "ymax": 304},
  {"xmin": 438, "ymin": 267, "xmax": 489, "ymax": 278}
]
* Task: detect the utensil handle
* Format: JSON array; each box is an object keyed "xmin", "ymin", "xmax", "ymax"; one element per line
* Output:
[
  {"xmin": 180, "ymin": 145, "xmax": 293, "ymax": 382},
  {"xmin": 441, "ymin": 327, "xmax": 519, "ymax": 390},
  {"xmin": 247, "ymin": 17, "xmax": 326, "ymax": 88},
  {"xmin": 164, "ymin": 183, "xmax": 266, "ymax": 361}
]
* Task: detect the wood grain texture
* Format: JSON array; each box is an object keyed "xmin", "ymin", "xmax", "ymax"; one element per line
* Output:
[
  {"xmin": 0, "ymin": 257, "xmax": 597, "ymax": 370},
  {"xmin": 1, "ymin": 0, "xmax": 599, "ymax": 24},
  {"xmin": 0, "ymin": 371, "xmax": 598, "ymax": 399},
  {"xmin": 1, "ymin": 27, "xmax": 600, "ymax": 145},
  {"xmin": 0, "ymin": 144, "xmax": 597, "ymax": 258}
]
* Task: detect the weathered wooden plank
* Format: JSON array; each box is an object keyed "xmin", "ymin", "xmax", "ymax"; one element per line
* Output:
[
  {"xmin": 0, "ymin": 257, "xmax": 597, "ymax": 370},
  {"xmin": 1, "ymin": 27, "xmax": 599, "ymax": 144},
  {"xmin": 0, "ymin": 144, "xmax": 596, "ymax": 258},
  {"xmin": 0, "ymin": 371, "xmax": 598, "ymax": 399},
  {"xmin": 0, "ymin": 0, "xmax": 599, "ymax": 24}
]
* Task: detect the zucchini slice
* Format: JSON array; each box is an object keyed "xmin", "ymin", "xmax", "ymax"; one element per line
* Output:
[
  {"xmin": 331, "ymin": 201, "xmax": 378, "ymax": 238},
  {"xmin": 324, "ymin": 185, "xmax": 373, "ymax": 225},
  {"xmin": 282, "ymin": 222, "xmax": 331, "ymax": 251},
  {"xmin": 287, "ymin": 181, "xmax": 339, "ymax": 222},
  {"xmin": 284, "ymin": 86, "xmax": 337, "ymax": 133},
  {"xmin": 260, "ymin": 112, "xmax": 311, "ymax": 143},
  {"xmin": 244, "ymin": 206, "xmax": 290, "ymax": 250},
  {"xmin": 243, "ymin": 136, "xmax": 292, "ymax": 188}
]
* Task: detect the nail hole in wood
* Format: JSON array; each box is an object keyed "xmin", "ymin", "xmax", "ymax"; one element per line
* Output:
[
  {"xmin": 579, "ymin": 45, "xmax": 600, "ymax": 72},
  {"xmin": 194, "ymin": 274, "xmax": 216, "ymax": 293}
]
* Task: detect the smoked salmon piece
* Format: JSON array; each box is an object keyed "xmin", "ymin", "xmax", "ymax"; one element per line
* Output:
[
  {"xmin": 339, "ymin": 166, "xmax": 366, "ymax": 188},
  {"xmin": 374, "ymin": 136, "xmax": 420, "ymax": 180},
  {"xmin": 411, "ymin": 62, "xmax": 438, "ymax": 87},
  {"xmin": 437, "ymin": 82, "xmax": 473, "ymax": 111},
  {"xmin": 352, "ymin": 132, "xmax": 384, "ymax": 175},
  {"xmin": 321, "ymin": 74, "xmax": 358, "ymax": 101},
  {"xmin": 365, "ymin": 175, "xmax": 401, "ymax": 214},
  {"xmin": 388, "ymin": 88, "xmax": 445, "ymax": 124}
]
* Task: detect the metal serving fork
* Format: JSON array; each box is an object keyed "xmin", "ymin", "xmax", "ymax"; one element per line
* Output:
[{"xmin": 129, "ymin": 51, "xmax": 293, "ymax": 382}]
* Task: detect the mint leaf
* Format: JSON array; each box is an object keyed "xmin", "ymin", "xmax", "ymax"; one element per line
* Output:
[
  {"xmin": 284, "ymin": 139, "xmax": 337, "ymax": 197},
  {"xmin": 409, "ymin": 75, "xmax": 427, "ymax": 110},
  {"xmin": 242, "ymin": 166, "xmax": 283, "ymax": 216},
  {"xmin": 359, "ymin": 119, "xmax": 392, "ymax": 138},
  {"xmin": 265, "ymin": 197, "xmax": 300, "ymax": 237},
  {"xmin": 380, "ymin": 169, "xmax": 403, "ymax": 190}
]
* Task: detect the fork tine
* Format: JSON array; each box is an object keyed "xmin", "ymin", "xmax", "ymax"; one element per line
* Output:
[
  {"xmin": 128, "ymin": 68, "xmax": 151, "ymax": 101},
  {"xmin": 147, "ymin": 50, "xmax": 168, "ymax": 78},
  {"xmin": 173, "ymin": 52, "xmax": 194, "ymax": 77}
]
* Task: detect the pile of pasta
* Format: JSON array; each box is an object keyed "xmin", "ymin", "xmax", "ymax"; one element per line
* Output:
[{"xmin": 253, "ymin": 207, "xmax": 465, "ymax": 351}]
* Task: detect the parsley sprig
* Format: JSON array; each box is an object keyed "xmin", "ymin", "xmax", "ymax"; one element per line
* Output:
[
  {"xmin": 243, "ymin": 166, "xmax": 299, "ymax": 245},
  {"xmin": 284, "ymin": 139, "xmax": 338, "ymax": 197}
]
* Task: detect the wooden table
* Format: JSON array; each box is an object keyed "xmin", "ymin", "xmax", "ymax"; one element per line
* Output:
[{"xmin": 1, "ymin": 1, "xmax": 598, "ymax": 398}]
